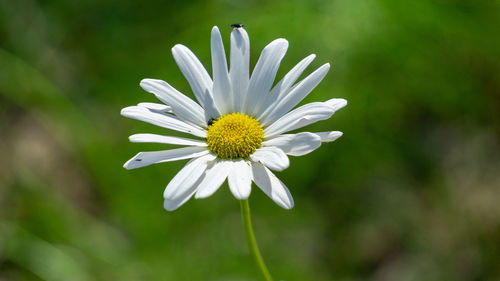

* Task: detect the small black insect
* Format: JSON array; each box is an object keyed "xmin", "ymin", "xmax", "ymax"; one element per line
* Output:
[
  {"xmin": 208, "ymin": 118, "xmax": 216, "ymax": 126},
  {"xmin": 135, "ymin": 159, "xmax": 142, "ymax": 162},
  {"xmin": 231, "ymin": 23, "xmax": 245, "ymax": 28}
]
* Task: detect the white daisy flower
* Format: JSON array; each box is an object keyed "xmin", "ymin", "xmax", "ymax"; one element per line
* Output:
[{"xmin": 122, "ymin": 26, "xmax": 347, "ymax": 211}]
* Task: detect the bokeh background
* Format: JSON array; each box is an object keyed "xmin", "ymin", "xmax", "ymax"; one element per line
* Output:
[{"xmin": 1, "ymin": 0, "xmax": 499, "ymax": 280}]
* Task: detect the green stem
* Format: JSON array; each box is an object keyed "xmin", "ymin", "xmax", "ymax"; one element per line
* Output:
[{"xmin": 240, "ymin": 199, "xmax": 274, "ymax": 281}]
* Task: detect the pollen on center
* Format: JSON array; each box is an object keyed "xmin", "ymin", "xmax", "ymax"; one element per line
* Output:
[{"xmin": 206, "ymin": 113, "xmax": 264, "ymax": 159}]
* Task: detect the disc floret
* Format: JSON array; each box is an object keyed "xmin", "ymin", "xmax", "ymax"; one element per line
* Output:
[{"xmin": 206, "ymin": 113, "xmax": 264, "ymax": 159}]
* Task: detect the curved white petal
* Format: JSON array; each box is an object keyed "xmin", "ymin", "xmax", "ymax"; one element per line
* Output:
[
  {"xmin": 195, "ymin": 160, "xmax": 232, "ymax": 199},
  {"xmin": 164, "ymin": 183, "xmax": 198, "ymax": 211},
  {"xmin": 250, "ymin": 146, "xmax": 289, "ymax": 171},
  {"xmin": 129, "ymin": 133, "xmax": 207, "ymax": 146},
  {"xmin": 264, "ymin": 98, "xmax": 347, "ymax": 138},
  {"xmin": 314, "ymin": 131, "xmax": 343, "ymax": 142},
  {"xmin": 121, "ymin": 106, "xmax": 207, "ymax": 138},
  {"xmin": 245, "ymin": 39, "xmax": 288, "ymax": 115},
  {"xmin": 211, "ymin": 26, "xmax": 232, "ymax": 114},
  {"xmin": 255, "ymin": 54, "xmax": 316, "ymax": 118},
  {"xmin": 260, "ymin": 63, "xmax": 330, "ymax": 126},
  {"xmin": 263, "ymin": 132, "xmax": 321, "ymax": 156},
  {"xmin": 140, "ymin": 79, "xmax": 206, "ymax": 127},
  {"xmin": 137, "ymin": 102, "xmax": 173, "ymax": 113},
  {"xmin": 229, "ymin": 27, "xmax": 250, "ymax": 112},
  {"xmin": 251, "ymin": 162, "xmax": 294, "ymax": 209},
  {"xmin": 163, "ymin": 154, "xmax": 216, "ymax": 200},
  {"xmin": 163, "ymin": 158, "xmax": 214, "ymax": 211},
  {"xmin": 123, "ymin": 147, "xmax": 209, "ymax": 170},
  {"xmin": 228, "ymin": 160, "xmax": 252, "ymax": 199},
  {"xmin": 325, "ymin": 98, "xmax": 348, "ymax": 111},
  {"xmin": 171, "ymin": 44, "xmax": 220, "ymax": 120}
]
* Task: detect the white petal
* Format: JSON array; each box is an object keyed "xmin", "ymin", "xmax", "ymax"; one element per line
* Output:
[
  {"xmin": 121, "ymin": 106, "xmax": 207, "ymax": 138},
  {"xmin": 211, "ymin": 26, "xmax": 232, "ymax": 114},
  {"xmin": 314, "ymin": 131, "xmax": 343, "ymax": 142},
  {"xmin": 244, "ymin": 39, "xmax": 288, "ymax": 115},
  {"xmin": 123, "ymin": 147, "xmax": 209, "ymax": 170},
  {"xmin": 255, "ymin": 54, "xmax": 316, "ymax": 118},
  {"xmin": 325, "ymin": 98, "xmax": 348, "ymax": 111},
  {"xmin": 260, "ymin": 63, "xmax": 330, "ymax": 126},
  {"xmin": 163, "ymin": 163, "xmax": 210, "ymax": 211},
  {"xmin": 171, "ymin": 45, "xmax": 220, "ymax": 120},
  {"xmin": 129, "ymin": 133, "xmax": 207, "ymax": 146},
  {"xmin": 262, "ymin": 132, "xmax": 321, "ymax": 156},
  {"xmin": 195, "ymin": 160, "xmax": 232, "ymax": 199},
  {"xmin": 250, "ymin": 147, "xmax": 289, "ymax": 171},
  {"xmin": 264, "ymin": 98, "xmax": 347, "ymax": 138},
  {"xmin": 228, "ymin": 160, "xmax": 252, "ymax": 199},
  {"xmin": 163, "ymin": 185, "xmax": 198, "ymax": 211},
  {"xmin": 163, "ymin": 154, "xmax": 216, "ymax": 200},
  {"xmin": 137, "ymin": 102, "xmax": 173, "ymax": 113},
  {"xmin": 139, "ymin": 79, "xmax": 206, "ymax": 127},
  {"xmin": 229, "ymin": 28, "xmax": 250, "ymax": 112},
  {"xmin": 251, "ymin": 162, "xmax": 294, "ymax": 209}
]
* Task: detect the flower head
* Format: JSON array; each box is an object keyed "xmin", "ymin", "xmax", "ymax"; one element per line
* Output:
[{"xmin": 122, "ymin": 26, "xmax": 347, "ymax": 211}]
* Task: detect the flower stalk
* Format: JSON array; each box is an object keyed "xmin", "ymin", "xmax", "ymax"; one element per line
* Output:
[{"xmin": 240, "ymin": 199, "xmax": 274, "ymax": 281}]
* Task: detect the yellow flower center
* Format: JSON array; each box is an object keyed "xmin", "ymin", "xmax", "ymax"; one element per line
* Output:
[{"xmin": 206, "ymin": 113, "xmax": 264, "ymax": 159}]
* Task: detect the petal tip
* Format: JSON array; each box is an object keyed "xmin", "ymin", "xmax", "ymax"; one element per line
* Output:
[
  {"xmin": 231, "ymin": 190, "xmax": 250, "ymax": 200},
  {"xmin": 231, "ymin": 26, "xmax": 249, "ymax": 37},
  {"xmin": 194, "ymin": 189, "xmax": 211, "ymax": 199},
  {"xmin": 275, "ymin": 38, "xmax": 289, "ymax": 45},
  {"xmin": 326, "ymin": 98, "xmax": 347, "ymax": 110},
  {"xmin": 318, "ymin": 131, "xmax": 343, "ymax": 142},
  {"xmin": 277, "ymin": 195, "xmax": 294, "ymax": 210},
  {"xmin": 120, "ymin": 107, "xmax": 131, "ymax": 116},
  {"xmin": 163, "ymin": 199, "xmax": 179, "ymax": 211},
  {"xmin": 139, "ymin": 78, "xmax": 155, "ymax": 87},
  {"xmin": 171, "ymin": 44, "xmax": 187, "ymax": 53},
  {"xmin": 123, "ymin": 152, "xmax": 144, "ymax": 170},
  {"xmin": 282, "ymin": 196, "xmax": 294, "ymax": 209},
  {"xmin": 123, "ymin": 160, "xmax": 134, "ymax": 170}
]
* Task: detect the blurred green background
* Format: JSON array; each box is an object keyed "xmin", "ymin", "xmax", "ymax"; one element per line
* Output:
[{"xmin": 1, "ymin": 0, "xmax": 499, "ymax": 280}]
